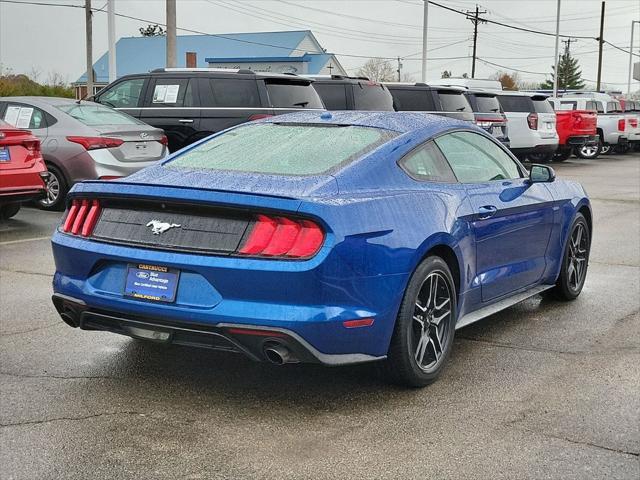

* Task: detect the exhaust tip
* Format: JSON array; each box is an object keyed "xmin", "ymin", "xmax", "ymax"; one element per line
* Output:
[
  {"xmin": 60, "ymin": 311, "xmax": 79, "ymax": 328},
  {"xmin": 263, "ymin": 343, "xmax": 291, "ymax": 365}
]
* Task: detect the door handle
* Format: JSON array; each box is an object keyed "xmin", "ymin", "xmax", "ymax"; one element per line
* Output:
[
  {"xmin": 477, "ymin": 205, "xmax": 498, "ymax": 219},
  {"xmin": 178, "ymin": 119, "xmax": 194, "ymax": 123}
]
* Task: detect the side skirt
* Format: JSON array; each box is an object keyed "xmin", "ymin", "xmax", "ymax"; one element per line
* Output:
[{"xmin": 455, "ymin": 284, "xmax": 553, "ymax": 330}]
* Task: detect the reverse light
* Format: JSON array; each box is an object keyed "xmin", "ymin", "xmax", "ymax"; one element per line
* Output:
[
  {"xmin": 527, "ymin": 112, "xmax": 538, "ymax": 130},
  {"xmin": 238, "ymin": 215, "xmax": 324, "ymax": 259},
  {"xmin": 67, "ymin": 136, "xmax": 124, "ymax": 150},
  {"xmin": 62, "ymin": 199, "xmax": 102, "ymax": 237},
  {"xmin": 618, "ymin": 119, "xmax": 626, "ymax": 132}
]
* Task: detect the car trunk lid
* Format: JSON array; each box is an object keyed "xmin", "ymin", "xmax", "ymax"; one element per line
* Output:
[
  {"xmin": 92, "ymin": 125, "xmax": 166, "ymax": 162},
  {"xmin": 0, "ymin": 128, "xmax": 41, "ymax": 171}
]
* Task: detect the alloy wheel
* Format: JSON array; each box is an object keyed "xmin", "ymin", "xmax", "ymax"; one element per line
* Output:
[
  {"xmin": 41, "ymin": 171, "xmax": 60, "ymax": 207},
  {"xmin": 600, "ymin": 144, "xmax": 611, "ymax": 155},
  {"xmin": 411, "ymin": 272, "xmax": 452, "ymax": 372},
  {"xmin": 567, "ymin": 222, "xmax": 588, "ymax": 291},
  {"xmin": 579, "ymin": 144, "xmax": 598, "ymax": 158}
]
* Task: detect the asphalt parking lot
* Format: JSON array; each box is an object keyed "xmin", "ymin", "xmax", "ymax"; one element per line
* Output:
[{"xmin": 1, "ymin": 153, "xmax": 639, "ymax": 479}]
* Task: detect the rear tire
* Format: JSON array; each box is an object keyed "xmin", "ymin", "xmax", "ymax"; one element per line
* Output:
[
  {"xmin": 550, "ymin": 213, "xmax": 590, "ymax": 301},
  {"xmin": 0, "ymin": 203, "xmax": 21, "ymax": 220},
  {"xmin": 527, "ymin": 152, "xmax": 554, "ymax": 163},
  {"xmin": 38, "ymin": 165, "xmax": 67, "ymax": 211},
  {"xmin": 575, "ymin": 142, "xmax": 601, "ymax": 159},
  {"xmin": 382, "ymin": 256, "xmax": 457, "ymax": 388},
  {"xmin": 600, "ymin": 143, "xmax": 612, "ymax": 155}
]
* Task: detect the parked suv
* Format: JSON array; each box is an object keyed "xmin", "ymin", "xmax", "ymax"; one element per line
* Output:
[
  {"xmin": 556, "ymin": 94, "xmax": 628, "ymax": 156},
  {"xmin": 309, "ymin": 75, "xmax": 394, "ymax": 111},
  {"xmin": 385, "ymin": 83, "xmax": 475, "ymax": 122},
  {"xmin": 91, "ymin": 69, "xmax": 325, "ymax": 152},
  {"xmin": 463, "ymin": 89, "xmax": 509, "ymax": 145},
  {"xmin": 495, "ymin": 92, "xmax": 558, "ymax": 161}
]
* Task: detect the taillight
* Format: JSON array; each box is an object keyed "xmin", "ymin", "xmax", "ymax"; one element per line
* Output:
[
  {"xmin": 630, "ymin": 119, "xmax": 638, "ymax": 128},
  {"xmin": 159, "ymin": 134, "xmax": 169, "ymax": 146},
  {"xmin": 475, "ymin": 117, "xmax": 504, "ymax": 128},
  {"xmin": 618, "ymin": 119, "xmax": 626, "ymax": 132},
  {"xmin": 22, "ymin": 139, "xmax": 40, "ymax": 153},
  {"xmin": 527, "ymin": 112, "xmax": 538, "ymax": 130},
  {"xmin": 67, "ymin": 136, "xmax": 124, "ymax": 150},
  {"xmin": 62, "ymin": 199, "xmax": 102, "ymax": 237},
  {"xmin": 238, "ymin": 214, "xmax": 324, "ymax": 259},
  {"xmin": 248, "ymin": 114, "xmax": 275, "ymax": 121}
]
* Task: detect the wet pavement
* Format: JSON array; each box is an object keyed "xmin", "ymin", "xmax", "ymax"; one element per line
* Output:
[{"xmin": 1, "ymin": 153, "xmax": 639, "ymax": 479}]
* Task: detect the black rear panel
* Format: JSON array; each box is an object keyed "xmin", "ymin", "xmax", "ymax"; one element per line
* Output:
[{"xmin": 91, "ymin": 202, "xmax": 251, "ymax": 254}]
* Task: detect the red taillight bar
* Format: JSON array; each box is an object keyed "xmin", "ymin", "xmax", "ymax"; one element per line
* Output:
[
  {"xmin": 618, "ymin": 119, "xmax": 626, "ymax": 132},
  {"xmin": 62, "ymin": 199, "xmax": 102, "ymax": 237},
  {"xmin": 67, "ymin": 136, "xmax": 124, "ymax": 150},
  {"xmin": 238, "ymin": 214, "xmax": 324, "ymax": 259}
]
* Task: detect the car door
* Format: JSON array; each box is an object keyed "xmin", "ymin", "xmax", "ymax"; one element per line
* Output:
[
  {"xmin": 434, "ymin": 131, "xmax": 555, "ymax": 302},
  {"xmin": 139, "ymin": 76, "xmax": 200, "ymax": 153}
]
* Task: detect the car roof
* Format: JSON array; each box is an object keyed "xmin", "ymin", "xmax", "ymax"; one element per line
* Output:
[
  {"xmin": 0, "ymin": 96, "xmax": 98, "ymax": 107},
  {"xmin": 259, "ymin": 110, "xmax": 472, "ymax": 134},
  {"xmin": 306, "ymin": 75, "xmax": 381, "ymax": 85},
  {"xmin": 120, "ymin": 69, "xmax": 313, "ymax": 82},
  {"xmin": 384, "ymin": 83, "xmax": 466, "ymax": 93}
]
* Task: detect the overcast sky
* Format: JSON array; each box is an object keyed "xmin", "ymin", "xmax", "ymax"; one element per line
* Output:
[{"xmin": 0, "ymin": 0, "xmax": 638, "ymax": 90}]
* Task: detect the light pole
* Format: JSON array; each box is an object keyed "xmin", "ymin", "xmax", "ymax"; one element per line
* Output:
[
  {"xmin": 552, "ymin": 0, "xmax": 561, "ymax": 98},
  {"xmin": 421, "ymin": 0, "xmax": 429, "ymax": 82},
  {"xmin": 107, "ymin": 0, "xmax": 116, "ymax": 82},
  {"xmin": 629, "ymin": 20, "xmax": 639, "ymax": 95}
]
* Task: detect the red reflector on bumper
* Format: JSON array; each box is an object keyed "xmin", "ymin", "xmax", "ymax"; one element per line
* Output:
[
  {"xmin": 342, "ymin": 318, "xmax": 375, "ymax": 329},
  {"xmin": 226, "ymin": 328, "xmax": 288, "ymax": 338}
]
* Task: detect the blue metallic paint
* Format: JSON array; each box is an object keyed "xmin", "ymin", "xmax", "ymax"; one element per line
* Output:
[{"xmin": 51, "ymin": 112, "xmax": 591, "ymax": 362}]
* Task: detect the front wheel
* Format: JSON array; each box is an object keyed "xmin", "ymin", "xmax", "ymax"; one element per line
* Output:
[
  {"xmin": 550, "ymin": 213, "xmax": 591, "ymax": 301},
  {"xmin": 383, "ymin": 256, "xmax": 457, "ymax": 387}
]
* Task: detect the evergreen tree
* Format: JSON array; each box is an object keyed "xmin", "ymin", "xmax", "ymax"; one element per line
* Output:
[{"xmin": 542, "ymin": 42, "xmax": 585, "ymax": 91}]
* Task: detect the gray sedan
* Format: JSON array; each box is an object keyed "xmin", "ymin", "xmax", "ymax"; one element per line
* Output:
[{"xmin": 0, "ymin": 97, "xmax": 168, "ymax": 210}]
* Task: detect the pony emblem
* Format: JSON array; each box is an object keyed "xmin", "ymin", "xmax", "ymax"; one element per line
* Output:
[{"xmin": 146, "ymin": 220, "xmax": 181, "ymax": 235}]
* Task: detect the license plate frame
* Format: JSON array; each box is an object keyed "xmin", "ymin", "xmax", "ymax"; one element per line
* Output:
[{"xmin": 124, "ymin": 264, "xmax": 180, "ymax": 303}]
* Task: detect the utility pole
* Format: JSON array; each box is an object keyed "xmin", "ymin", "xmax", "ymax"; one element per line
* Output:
[
  {"xmin": 84, "ymin": 0, "xmax": 93, "ymax": 96},
  {"xmin": 556, "ymin": 38, "xmax": 575, "ymax": 92},
  {"xmin": 421, "ymin": 0, "xmax": 429, "ymax": 82},
  {"xmin": 629, "ymin": 20, "xmax": 639, "ymax": 95},
  {"xmin": 596, "ymin": 1, "xmax": 605, "ymax": 91},
  {"xmin": 466, "ymin": 5, "xmax": 487, "ymax": 79},
  {"xmin": 166, "ymin": 0, "xmax": 177, "ymax": 68},
  {"xmin": 107, "ymin": 0, "xmax": 116, "ymax": 83},
  {"xmin": 552, "ymin": 0, "xmax": 561, "ymax": 98},
  {"xmin": 397, "ymin": 56, "xmax": 403, "ymax": 82}
]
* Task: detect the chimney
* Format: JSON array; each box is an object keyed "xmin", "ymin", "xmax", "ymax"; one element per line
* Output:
[{"xmin": 186, "ymin": 52, "xmax": 197, "ymax": 68}]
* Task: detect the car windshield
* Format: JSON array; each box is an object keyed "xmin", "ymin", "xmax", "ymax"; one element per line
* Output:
[
  {"xmin": 167, "ymin": 123, "xmax": 395, "ymax": 176},
  {"xmin": 56, "ymin": 104, "xmax": 144, "ymax": 126}
]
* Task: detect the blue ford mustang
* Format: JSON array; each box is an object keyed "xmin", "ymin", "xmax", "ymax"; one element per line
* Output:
[{"xmin": 51, "ymin": 111, "xmax": 591, "ymax": 387}]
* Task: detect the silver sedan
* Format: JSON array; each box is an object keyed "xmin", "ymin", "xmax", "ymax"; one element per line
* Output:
[{"xmin": 0, "ymin": 97, "xmax": 168, "ymax": 210}]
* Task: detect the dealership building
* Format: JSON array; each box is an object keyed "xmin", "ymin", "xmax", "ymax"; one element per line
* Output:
[{"xmin": 74, "ymin": 30, "xmax": 346, "ymax": 98}]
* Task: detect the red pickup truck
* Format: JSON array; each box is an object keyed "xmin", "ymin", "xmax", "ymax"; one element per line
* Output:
[{"xmin": 553, "ymin": 109, "xmax": 599, "ymax": 161}]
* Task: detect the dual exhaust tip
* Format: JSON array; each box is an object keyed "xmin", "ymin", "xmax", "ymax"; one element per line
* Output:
[{"xmin": 263, "ymin": 343, "xmax": 297, "ymax": 365}]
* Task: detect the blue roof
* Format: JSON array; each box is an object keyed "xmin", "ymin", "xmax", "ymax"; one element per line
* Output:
[
  {"xmin": 78, "ymin": 30, "xmax": 330, "ymax": 83},
  {"xmin": 262, "ymin": 111, "xmax": 474, "ymax": 134}
]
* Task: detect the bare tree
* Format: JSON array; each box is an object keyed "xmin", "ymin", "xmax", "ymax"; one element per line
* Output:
[{"xmin": 357, "ymin": 58, "xmax": 396, "ymax": 82}]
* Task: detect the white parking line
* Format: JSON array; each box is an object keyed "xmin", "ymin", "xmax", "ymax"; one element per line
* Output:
[{"xmin": 0, "ymin": 236, "xmax": 51, "ymax": 246}]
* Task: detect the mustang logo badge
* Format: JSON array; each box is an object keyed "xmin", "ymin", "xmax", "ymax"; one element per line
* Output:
[{"xmin": 146, "ymin": 220, "xmax": 181, "ymax": 235}]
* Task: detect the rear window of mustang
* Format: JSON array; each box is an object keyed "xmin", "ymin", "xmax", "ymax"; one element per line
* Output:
[{"xmin": 167, "ymin": 123, "xmax": 395, "ymax": 175}]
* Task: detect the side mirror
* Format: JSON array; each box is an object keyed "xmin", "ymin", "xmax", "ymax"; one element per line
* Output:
[{"xmin": 529, "ymin": 164, "xmax": 556, "ymax": 183}]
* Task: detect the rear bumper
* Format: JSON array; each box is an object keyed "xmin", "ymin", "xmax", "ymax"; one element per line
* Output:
[
  {"xmin": 510, "ymin": 143, "xmax": 558, "ymax": 156},
  {"xmin": 52, "ymin": 293, "xmax": 385, "ymax": 366},
  {"xmin": 566, "ymin": 135, "xmax": 599, "ymax": 147},
  {"xmin": 0, "ymin": 188, "xmax": 46, "ymax": 205}
]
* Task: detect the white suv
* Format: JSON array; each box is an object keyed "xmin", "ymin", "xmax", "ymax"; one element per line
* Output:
[{"xmin": 495, "ymin": 92, "xmax": 558, "ymax": 161}]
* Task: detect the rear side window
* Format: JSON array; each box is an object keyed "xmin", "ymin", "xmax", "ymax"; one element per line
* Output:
[
  {"xmin": 147, "ymin": 78, "xmax": 196, "ymax": 107},
  {"xmin": 532, "ymin": 98, "xmax": 554, "ymax": 113},
  {"xmin": 470, "ymin": 94, "xmax": 500, "ymax": 113},
  {"xmin": 3, "ymin": 104, "xmax": 48, "ymax": 130},
  {"xmin": 435, "ymin": 131, "xmax": 520, "ymax": 183},
  {"xmin": 389, "ymin": 88, "xmax": 436, "ymax": 111},
  {"xmin": 97, "ymin": 78, "xmax": 145, "ymax": 108},
  {"xmin": 168, "ymin": 123, "xmax": 394, "ymax": 175},
  {"xmin": 208, "ymin": 79, "xmax": 260, "ymax": 107},
  {"xmin": 399, "ymin": 142, "xmax": 456, "ymax": 182},
  {"xmin": 313, "ymin": 83, "xmax": 348, "ymax": 110},
  {"xmin": 497, "ymin": 95, "xmax": 532, "ymax": 113},
  {"xmin": 265, "ymin": 81, "xmax": 324, "ymax": 109},
  {"xmin": 56, "ymin": 104, "xmax": 144, "ymax": 126},
  {"xmin": 437, "ymin": 91, "xmax": 471, "ymax": 112},
  {"xmin": 585, "ymin": 101, "xmax": 598, "ymax": 111},
  {"xmin": 353, "ymin": 83, "xmax": 394, "ymax": 110},
  {"xmin": 560, "ymin": 101, "xmax": 578, "ymax": 110},
  {"xmin": 607, "ymin": 101, "xmax": 622, "ymax": 113}
]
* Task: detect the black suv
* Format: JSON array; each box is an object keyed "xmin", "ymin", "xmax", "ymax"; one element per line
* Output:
[
  {"xmin": 385, "ymin": 83, "xmax": 475, "ymax": 122},
  {"xmin": 309, "ymin": 75, "xmax": 394, "ymax": 111},
  {"xmin": 91, "ymin": 69, "xmax": 325, "ymax": 152},
  {"xmin": 463, "ymin": 89, "xmax": 509, "ymax": 146}
]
